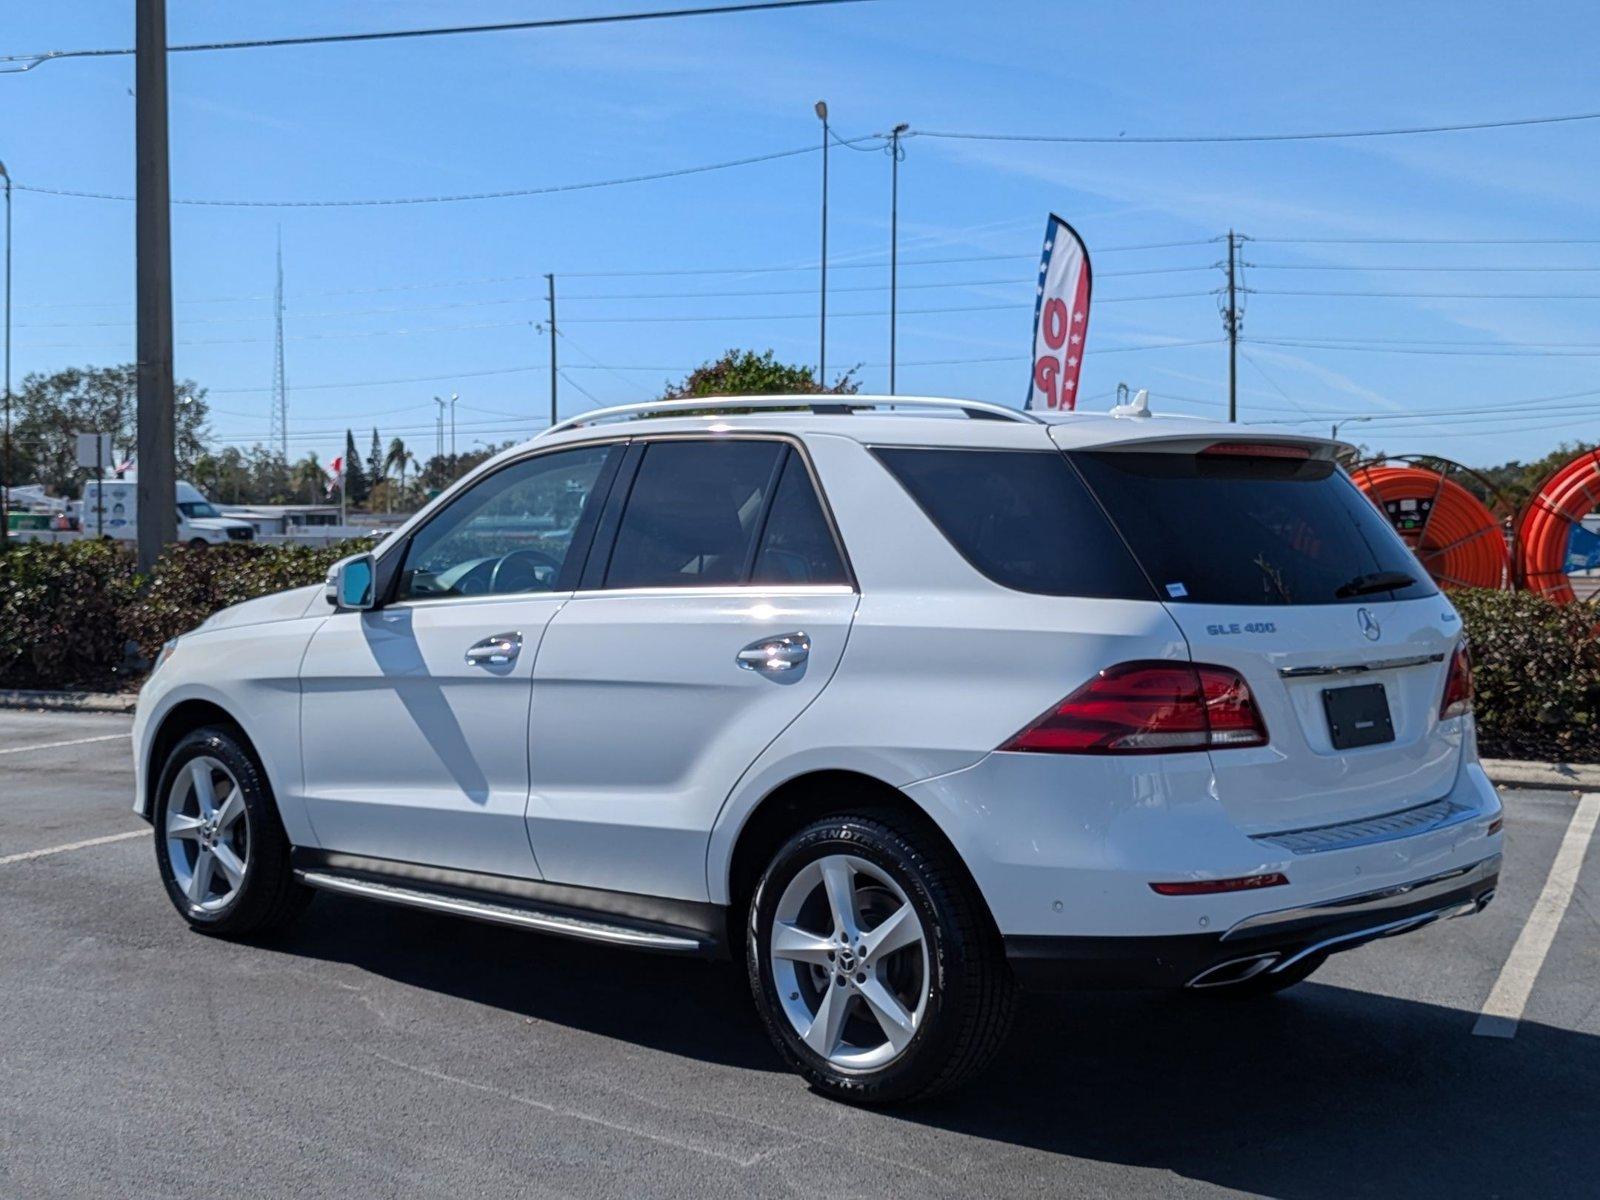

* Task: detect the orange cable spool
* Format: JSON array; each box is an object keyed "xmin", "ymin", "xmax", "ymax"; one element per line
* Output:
[
  {"xmin": 1350, "ymin": 462, "xmax": 1510, "ymax": 591},
  {"xmin": 1512, "ymin": 446, "xmax": 1600, "ymax": 604}
]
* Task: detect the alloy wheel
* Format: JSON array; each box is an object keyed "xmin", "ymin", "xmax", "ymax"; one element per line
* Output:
[
  {"xmin": 165, "ymin": 755, "xmax": 250, "ymax": 913},
  {"xmin": 768, "ymin": 853, "xmax": 929, "ymax": 1071}
]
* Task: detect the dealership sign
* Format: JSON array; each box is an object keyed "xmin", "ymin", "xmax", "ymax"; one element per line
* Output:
[{"xmin": 1027, "ymin": 214, "xmax": 1092, "ymax": 411}]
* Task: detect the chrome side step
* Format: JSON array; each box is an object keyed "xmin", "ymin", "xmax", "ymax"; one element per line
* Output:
[{"xmin": 296, "ymin": 870, "xmax": 706, "ymax": 954}]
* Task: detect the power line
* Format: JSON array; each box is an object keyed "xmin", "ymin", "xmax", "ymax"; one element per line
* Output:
[
  {"xmin": 1252, "ymin": 235, "xmax": 1600, "ymax": 245},
  {"xmin": 911, "ymin": 110, "xmax": 1600, "ymax": 144},
  {"xmin": 17, "ymin": 293, "xmax": 1220, "ymax": 347},
  {"xmin": 14, "ymin": 246, "xmax": 1222, "ymax": 310},
  {"xmin": 1251, "ymin": 338, "xmax": 1600, "ymax": 358},
  {"xmin": 13, "ymin": 266, "xmax": 1223, "ymax": 327},
  {"xmin": 15, "ymin": 137, "xmax": 881, "ymax": 207},
  {"xmin": 1250, "ymin": 288, "xmax": 1600, "ymax": 300},
  {"xmin": 201, "ymin": 341, "xmax": 1220, "ymax": 396},
  {"xmin": 0, "ymin": 1, "xmax": 871, "ymax": 72},
  {"xmin": 1250, "ymin": 262, "xmax": 1600, "ymax": 272}
]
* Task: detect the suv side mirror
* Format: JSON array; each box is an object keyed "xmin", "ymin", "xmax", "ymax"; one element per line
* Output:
[{"xmin": 326, "ymin": 553, "xmax": 377, "ymax": 611}]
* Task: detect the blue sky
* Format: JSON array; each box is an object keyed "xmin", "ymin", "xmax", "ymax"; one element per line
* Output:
[{"xmin": 3, "ymin": 0, "xmax": 1598, "ymax": 467}]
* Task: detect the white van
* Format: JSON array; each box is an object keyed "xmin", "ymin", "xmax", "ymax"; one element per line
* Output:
[{"xmin": 82, "ymin": 478, "xmax": 255, "ymax": 546}]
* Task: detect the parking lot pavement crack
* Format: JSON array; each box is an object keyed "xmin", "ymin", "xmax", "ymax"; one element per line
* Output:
[{"xmin": 369, "ymin": 1050, "xmax": 780, "ymax": 1168}]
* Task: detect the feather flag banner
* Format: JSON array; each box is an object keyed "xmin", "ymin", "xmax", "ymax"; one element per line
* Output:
[{"xmin": 1027, "ymin": 214, "xmax": 1092, "ymax": 411}]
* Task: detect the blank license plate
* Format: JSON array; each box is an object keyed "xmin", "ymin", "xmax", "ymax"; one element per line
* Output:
[{"xmin": 1322, "ymin": 682, "xmax": 1395, "ymax": 750}]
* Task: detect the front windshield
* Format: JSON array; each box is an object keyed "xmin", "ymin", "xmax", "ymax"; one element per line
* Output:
[{"xmin": 177, "ymin": 500, "xmax": 221, "ymax": 519}]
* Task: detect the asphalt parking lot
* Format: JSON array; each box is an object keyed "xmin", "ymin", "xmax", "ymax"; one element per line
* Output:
[{"xmin": 2, "ymin": 709, "xmax": 1597, "ymax": 1200}]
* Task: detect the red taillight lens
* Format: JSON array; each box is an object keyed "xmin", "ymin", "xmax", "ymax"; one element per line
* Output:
[
  {"xmin": 999, "ymin": 661, "xmax": 1268, "ymax": 754},
  {"xmin": 1149, "ymin": 873, "xmax": 1289, "ymax": 896},
  {"xmin": 1440, "ymin": 642, "xmax": 1473, "ymax": 720},
  {"xmin": 1201, "ymin": 441, "xmax": 1311, "ymax": 460}
]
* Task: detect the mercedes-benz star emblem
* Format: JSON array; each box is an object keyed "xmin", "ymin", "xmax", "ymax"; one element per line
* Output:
[{"xmin": 1357, "ymin": 607, "xmax": 1382, "ymax": 641}]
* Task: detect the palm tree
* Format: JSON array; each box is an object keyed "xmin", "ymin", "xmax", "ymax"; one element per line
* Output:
[
  {"xmin": 291, "ymin": 452, "xmax": 324, "ymax": 505},
  {"xmin": 383, "ymin": 437, "xmax": 417, "ymax": 512}
]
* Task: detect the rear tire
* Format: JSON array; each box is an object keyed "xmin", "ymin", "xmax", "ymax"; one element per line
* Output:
[
  {"xmin": 187, "ymin": 537, "xmax": 209, "ymax": 549},
  {"xmin": 746, "ymin": 809, "xmax": 1015, "ymax": 1105},
  {"xmin": 153, "ymin": 726, "xmax": 309, "ymax": 936}
]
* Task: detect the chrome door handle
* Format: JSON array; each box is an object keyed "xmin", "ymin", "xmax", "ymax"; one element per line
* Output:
[
  {"xmin": 465, "ymin": 631, "xmax": 522, "ymax": 666},
  {"xmin": 736, "ymin": 632, "xmax": 810, "ymax": 673}
]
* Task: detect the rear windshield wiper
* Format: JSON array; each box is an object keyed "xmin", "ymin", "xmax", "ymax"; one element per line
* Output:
[{"xmin": 1335, "ymin": 570, "xmax": 1416, "ymax": 598}]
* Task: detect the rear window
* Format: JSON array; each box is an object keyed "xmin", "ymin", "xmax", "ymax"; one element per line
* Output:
[
  {"xmin": 1067, "ymin": 450, "xmax": 1438, "ymax": 606},
  {"xmin": 871, "ymin": 447, "xmax": 1154, "ymax": 599}
]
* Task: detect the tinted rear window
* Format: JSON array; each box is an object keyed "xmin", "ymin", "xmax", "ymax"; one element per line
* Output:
[
  {"xmin": 1068, "ymin": 450, "xmax": 1437, "ymax": 606},
  {"xmin": 872, "ymin": 447, "xmax": 1154, "ymax": 599}
]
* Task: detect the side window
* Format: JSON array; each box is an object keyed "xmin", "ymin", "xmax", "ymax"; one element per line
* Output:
[
  {"xmin": 751, "ymin": 451, "xmax": 849, "ymax": 585},
  {"xmin": 604, "ymin": 440, "xmax": 784, "ymax": 589},
  {"xmin": 398, "ymin": 444, "xmax": 615, "ymax": 601},
  {"xmin": 872, "ymin": 447, "xmax": 1154, "ymax": 599}
]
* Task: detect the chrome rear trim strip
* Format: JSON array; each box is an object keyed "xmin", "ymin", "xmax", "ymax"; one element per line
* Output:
[
  {"xmin": 1220, "ymin": 854, "xmax": 1500, "ymax": 941},
  {"xmin": 296, "ymin": 871, "xmax": 705, "ymax": 953},
  {"xmin": 1278, "ymin": 652, "xmax": 1444, "ymax": 679},
  {"xmin": 1251, "ymin": 796, "xmax": 1474, "ymax": 855},
  {"xmin": 1270, "ymin": 897, "xmax": 1482, "ymax": 973}
]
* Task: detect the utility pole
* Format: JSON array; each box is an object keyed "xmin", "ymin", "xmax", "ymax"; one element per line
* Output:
[
  {"xmin": 815, "ymin": 100, "xmax": 829, "ymax": 388},
  {"xmin": 135, "ymin": 0, "xmax": 177, "ymax": 572},
  {"xmin": 546, "ymin": 274, "xmax": 558, "ymax": 426},
  {"xmin": 0, "ymin": 161, "xmax": 11, "ymax": 552},
  {"xmin": 887, "ymin": 124, "xmax": 908, "ymax": 395},
  {"xmin": 1224, "ymin": 229, "xmax": 1241, "ymax": 424},
  {"xmin": 448, "ymin": 392, "xmax": 457, "ymax": 464},
  {"xmin": 271, "ymin": 229, "xmax": 288, "ymax": 464},
  {"xmin": 434, "ymin": 397, "xmax": 446, "ymax": 462}
]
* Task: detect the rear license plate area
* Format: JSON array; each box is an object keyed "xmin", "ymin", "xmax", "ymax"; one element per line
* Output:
[{"xmin": 1322, "ymin": 682, "xmax": 1395, "ymax": 750}]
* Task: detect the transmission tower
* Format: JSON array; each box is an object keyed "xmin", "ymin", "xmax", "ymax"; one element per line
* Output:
[{"xmin": 270, "ymin": 231, "xmax": 288, "ymax": 460}]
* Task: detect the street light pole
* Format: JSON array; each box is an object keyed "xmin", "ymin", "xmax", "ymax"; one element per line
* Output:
[
  {"xmin": 887, "ymin": 124, "xmax": 908, "ymax": 395},
  {"xmin": 449, "ymin": 392, "xmax": 458, "ymax": 467},
  {"xmin": 815, "ymin": 100, "xmax": 829, "ymax": 389},
  {"xmin": 0, "ymin": 160, "xmax": 10, "ymax": 551}
]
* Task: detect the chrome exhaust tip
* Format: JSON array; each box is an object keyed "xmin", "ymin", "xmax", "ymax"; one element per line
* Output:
[{"xmin": 1186, "ymin": 952, "xmax": 1281, "ymax": 989}]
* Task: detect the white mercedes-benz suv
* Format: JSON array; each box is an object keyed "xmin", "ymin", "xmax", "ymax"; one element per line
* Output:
[{"xmin": 133, "ymin": 395, "xmax": 1501, "ymax": 1104}]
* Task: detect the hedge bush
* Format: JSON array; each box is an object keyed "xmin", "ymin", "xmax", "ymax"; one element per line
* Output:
[
  {"xmin": 0, "ymin": 541, "xmax": 143, "ymax": 690},
  {"xmin": 0, "ymin": 540, "xmax": 364, "ymax": 691},
  {"xmin": 1453, "ymin": 588, "xmax": 1600, "ymax": 762}
]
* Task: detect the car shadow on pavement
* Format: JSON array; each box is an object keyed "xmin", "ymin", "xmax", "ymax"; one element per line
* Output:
[
  {"xmin": 275, "ymin": 892, "xmax": 778, "ymax": 1072},
  {"xmin": 277, "ymin": 894, "xmax": 1599, "ymax": 1199}
]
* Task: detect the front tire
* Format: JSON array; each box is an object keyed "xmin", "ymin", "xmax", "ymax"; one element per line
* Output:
[
  {"xmin": 153, "ymin": 726, "xmax": 307, "ymax": 936},
  {"xmin": 746, "ymin": 810, "xmax": 1015, "ymax": 1105}
]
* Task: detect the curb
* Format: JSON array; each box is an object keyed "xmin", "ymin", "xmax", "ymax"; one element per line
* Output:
[
  {"xmin": 1481, "ymin": 758, "xmax": 1600, "ymax": 792},
  {"xmin": 0, "ymin": 689, "xmax": 138, "ymax": 714}
]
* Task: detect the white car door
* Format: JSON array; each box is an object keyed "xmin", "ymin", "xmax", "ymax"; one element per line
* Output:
[
  {"xmin": 526, "ymin": 437, "xmax": 858, "ymax": 902},
  {"xmin": 299, "ymin": 442, "xmax": 623, "ymax": 878}
]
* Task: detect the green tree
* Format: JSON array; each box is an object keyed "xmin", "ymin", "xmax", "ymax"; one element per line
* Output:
[
  {"xmin": 342, "ymin": 429, "xmax": 370, "ymax": 507},
  {"xmin": 661, "ymin": 349, "xmax": 859, "ymax": 401},
  {"xmin": 12, "ymin": 365, "xmax": 210, "ymax": 497},
  {"xmin": 366, "ymin": 428, "xmax": 384, "ymax": 494},
  {"xmin": 383, "ymin": 437, "xmax": 417, "ymax": 512},
  {"xmin": 291, "ymin": 452, "xmax": 325, "ymax": 505}
]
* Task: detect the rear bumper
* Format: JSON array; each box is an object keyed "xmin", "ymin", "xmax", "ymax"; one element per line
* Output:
[{"xmin": 1007, "ymin": 852, "xmax": 1500, "ymax": 990}]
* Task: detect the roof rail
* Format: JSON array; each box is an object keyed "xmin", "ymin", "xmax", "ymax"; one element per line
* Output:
[{"xmin": 542, "ymin": 395, "xmax": 1043, "ymax": 437}]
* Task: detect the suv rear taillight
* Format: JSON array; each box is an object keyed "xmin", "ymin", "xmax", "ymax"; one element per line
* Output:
[
  {"xmin": 1440, "ymin": 642, "xmax": 1473, "ymax": 720},
  {"xmin": 1000, "ymin": 661, "xmax": 1268, "ymax": 755}
]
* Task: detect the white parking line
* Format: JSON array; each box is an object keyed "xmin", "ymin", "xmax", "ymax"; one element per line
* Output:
[
  {"xmin": 0, "ymin": 829, "xmax": 147, "ymax": 865},
  {"xmin": 0, "ymin": 733, "xmax": 130, "ymax": 756},
  {"xmin": 1473, "ymin": 792, "xmax": 1600, "ymax": 1039}
]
